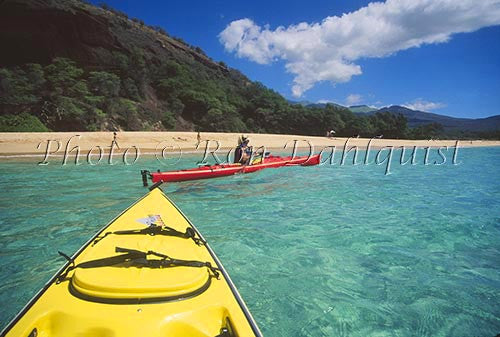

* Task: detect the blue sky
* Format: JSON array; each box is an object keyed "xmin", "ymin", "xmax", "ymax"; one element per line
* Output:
[{"xmin": 93, "ymin": 0, "xmax": 500, "ymax": 118}]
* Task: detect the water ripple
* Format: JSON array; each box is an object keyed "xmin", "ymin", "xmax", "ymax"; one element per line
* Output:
[{"xmin": 1, "ymin": 148, "xmax": 499, "ymax": 335}]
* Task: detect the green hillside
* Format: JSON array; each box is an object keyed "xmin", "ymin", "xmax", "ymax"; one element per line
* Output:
[{"xmin": 0, "ymin": 0, "xmax": 498, "ymax": 139}]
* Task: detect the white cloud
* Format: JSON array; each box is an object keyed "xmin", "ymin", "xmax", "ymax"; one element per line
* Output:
[
  {"xmin": 219, "ymin": 0, "xmax": 500, "ymax": 97},
  {"xmin": 346, "ymin": 94, "xmax": 363, "ymax": 105},
  {"xmin": 403, "ymin": 98, "xmax": 446, "ymax": 111}
]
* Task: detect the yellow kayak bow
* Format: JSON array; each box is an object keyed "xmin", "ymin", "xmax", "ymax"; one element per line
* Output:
[{"xmin": 1, "ymin": 185, "xmax": 262, "ymax": 337}]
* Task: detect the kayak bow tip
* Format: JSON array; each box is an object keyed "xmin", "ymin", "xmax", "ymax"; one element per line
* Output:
[{"xmin": 148, "ymin": 181, "xmax": 164, "ymax": 191}]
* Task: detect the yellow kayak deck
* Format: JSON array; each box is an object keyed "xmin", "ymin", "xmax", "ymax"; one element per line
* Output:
[{"xmin": 2, "ymin": 187, "xmax": 261, "ymax": 337}]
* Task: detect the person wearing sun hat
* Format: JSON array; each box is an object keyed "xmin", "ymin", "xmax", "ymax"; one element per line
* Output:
[{"xmin": 234, "ymin": 135, "xmax": 252, "ymax": 165}]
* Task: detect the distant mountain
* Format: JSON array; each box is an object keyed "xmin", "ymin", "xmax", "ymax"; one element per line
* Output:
[
  {"xmin": 349, "ymin": 105, "xmax": 377, "ymax": 114},
  {"xmin": 293, "ymin": 101, "xmax": 499, "ymax": 133},
  {"xmin": 320, "ymin": 102, "xmax": 346, "ymax": 109},
  {"xmin": 288, "ymin": 100, "xmax": 317, "ymax": 107},
  {"xmin": 288, "ymin": 100, "xmax": 346, "ymax": 109},
  {"xmin": 376, "ymin": 105, "xmax": 500, "ymax": 132}
]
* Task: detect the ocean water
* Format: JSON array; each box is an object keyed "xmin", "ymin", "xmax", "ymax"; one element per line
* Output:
[{"xmin": 0, "ymin": 146, "xmax": 499, "ymax": 336}]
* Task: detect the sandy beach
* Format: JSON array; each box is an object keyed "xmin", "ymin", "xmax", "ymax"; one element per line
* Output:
[{"xmin": 0, "ymin": 131, "xmax": 499, "ymax": 157}]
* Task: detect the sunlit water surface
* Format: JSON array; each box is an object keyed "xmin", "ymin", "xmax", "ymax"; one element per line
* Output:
[{"xmin": 0, "ymin": 147, "xmax": 499, "ymax": 336}]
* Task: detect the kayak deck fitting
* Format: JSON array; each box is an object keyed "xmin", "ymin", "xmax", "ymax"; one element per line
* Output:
[
  {"xmin": 143, "ymin": 154, "xmax": 321, "ymax": 185},
  {"xmin": 1, "ymin": 186, "xmax": 262, "ymax": 337}
]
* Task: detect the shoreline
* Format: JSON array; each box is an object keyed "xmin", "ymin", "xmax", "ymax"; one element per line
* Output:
[{"xmin": 1, "ymin": 131, "xmax": 499, "ymax": 157}]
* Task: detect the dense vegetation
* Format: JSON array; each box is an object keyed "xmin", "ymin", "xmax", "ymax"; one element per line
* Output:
[
  {"xmin": 0, "ymin": 57, "xmax": 388, "ymax": 135},
  {"xmin": 0, "ymin": 0, "xmax": 496, "ymax": 139},
  {"xmin": 0, "ymin": 57, "xmax": 452, "ymax": 139}
]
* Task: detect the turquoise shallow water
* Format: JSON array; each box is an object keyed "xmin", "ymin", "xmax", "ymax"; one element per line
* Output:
[{"xmin": 0, "ymin": 147, "xmax": 499, "ymax": 336}]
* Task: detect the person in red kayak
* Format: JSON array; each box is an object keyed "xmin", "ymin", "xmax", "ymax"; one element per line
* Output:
[{"xmin": 234, "ymin": 136, "xmax": 252, "ymax": 165}]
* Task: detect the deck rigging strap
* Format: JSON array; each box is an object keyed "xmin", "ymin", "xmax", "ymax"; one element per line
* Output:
[
  {"xmin": 92, "ymin": 224, "xmax": 205, "ymax": 246},
  {"xmin": 57, "ymin": 246, "xmax": 220, "ymax": 282}
]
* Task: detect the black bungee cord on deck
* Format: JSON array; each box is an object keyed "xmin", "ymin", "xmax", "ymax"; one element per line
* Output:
[
  {"xmin": 56, "ymin": 246, "xmax": 220, "ymax": 283},
  {"xmin": 92, "ymin": 224, "xmax": 205, "ymax": 246}
]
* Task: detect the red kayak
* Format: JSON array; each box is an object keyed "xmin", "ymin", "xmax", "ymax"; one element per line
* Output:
[{"xmin": 143, "ymin": 154, "xmax": 320, "ymax": 184}]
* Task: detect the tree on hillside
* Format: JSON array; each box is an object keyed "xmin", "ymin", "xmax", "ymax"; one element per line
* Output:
[
  {"xmin": 410, "ymin": 122, "xmax": 444, "ymax": 139},
  {"xmin": 370, "ymin": 112, "xmax": 408, "ymax": 138},
  {"xmin": 45, "ymin": 58, "xmax": 84, "ymax": 96},
  {"xmin": 88, "ymin": 71, "xmax": 121, "ymax": 97},
  {"xmin": 0, "ymin": 64, "xmax": 44, "ymax": 107}
]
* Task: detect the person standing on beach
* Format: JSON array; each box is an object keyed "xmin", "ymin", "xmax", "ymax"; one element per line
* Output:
[
  {"xmin": 108, "ymin": 131, "xmax": 120, "ymax": 165},
  {"xmin": 196, "ymin": 131, "xmax": 201, "ymax": 147},
  {"xmin": 112, "ymin": 131, "xmax": 120, "ymax": 149}
]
